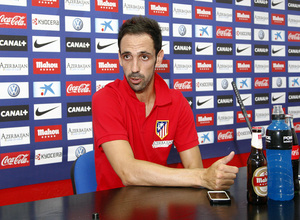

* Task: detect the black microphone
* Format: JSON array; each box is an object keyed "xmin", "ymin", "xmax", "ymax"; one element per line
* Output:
[{"xmin": 231, "ymin": 81, "xmax": 252, "ymax": 133}]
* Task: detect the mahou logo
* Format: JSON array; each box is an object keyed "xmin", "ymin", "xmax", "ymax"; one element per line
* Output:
[
  {"xmin": 32, "ymin": 0, "xmax": 59, "ymax": 8},
  {"xmin": 95, "ymin": 0, "xmax": 118, "ymax": 12},
  {"xmin": 255, "ymin": 77, "xmax": 269, "ymax": 89},
  {"xmin": 96, "ymin": 59, "xmax": 119, "ymax": 73},
  {"xmin": 197, "ymin": 113, "xmax": 214, "ymax": 126},
  {"xmin": 236, "ymin": 61, "xmax": 252, "ymax": 72},
  {"xmin": 33, "ymin": 58, "xmax": 61, "ymax": 74},
  {"xmin": 195, "ymin": 6, "xmax": 213, "ymax": 20},
  {"xmin": 34, "ymin": 125, "xmax": 62, "ymax": 142},
  {"xmin": 237, "ymin": 110, "xmax": 252, "ymax": 123},
  {"xmin": 173, "ymin": 79, "xmax": 192, "ymax": 92},
  {"xmin": 236, "ymin": 10, "xmax": 251, "ymax": 23},
  {"xmin": 288, "ymin": 31, "xmax": 300, "ymax": 42},
  {"xmin": 66, "ymin": 81, "xmax": 91, "ymax": 96},
  {"xmin": 149, "ymin": 2, "xmax": 169, "ymax": 16},
  {"xmin": 271, "ymin": 14, "xmax": 285, "ymax": 25},
  {"xmin": 272, "ymin": 61, "xmax": 286, "ymax": 72},
  {"xmin": 217, "ymin": 129, "xmax": 234, "ymax": 142},
  {"xmin": 0, "ymin": 12, "xmax": 27, "ymax": 29},
  {"xmin": 295, "ymin": 122, "xmax": 300, "ymax": 133},
  {"xmin": 196, "ymin": 60, "xmax": 213, "ymax": 73},
  {"xmin": 155, "ymin": 60, "xmax": 170, "ymax": 73},
  {"xmin": 1, "ymin": 151, "xmax": 30, "ymax": 169},
  {"xmin": 216, "ymin": 26, "xmax": 233, "ymax": 39}
]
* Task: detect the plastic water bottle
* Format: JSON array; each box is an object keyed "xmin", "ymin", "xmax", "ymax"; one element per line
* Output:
[{"xmin": 266, "ymin": 105, "xmax": 294, "ymax": 201}]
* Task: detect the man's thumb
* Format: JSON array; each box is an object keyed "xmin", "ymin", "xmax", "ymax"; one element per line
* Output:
[{"xmin": 219, "ymin": 151, "xmax": 235, "ymax": 165}]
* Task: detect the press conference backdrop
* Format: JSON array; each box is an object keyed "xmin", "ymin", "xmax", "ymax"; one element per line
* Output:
[{"xmin": 0, "ymin": 0, "xmax": 300, "ymax": 189}]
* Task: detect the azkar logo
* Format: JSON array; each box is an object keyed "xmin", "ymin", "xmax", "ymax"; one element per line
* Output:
[{"xmin": 156, "ymin": 120, "xmax": 169, "ymax": 140}]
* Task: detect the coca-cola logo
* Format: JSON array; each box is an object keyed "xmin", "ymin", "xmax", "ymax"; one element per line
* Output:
[
  {"xmin": 216, "ymin": 26, "xmax": 233, "ymax": 39},
  {"xmin": 0, "ymin": 12, "xmax": 27, "ymax": 29},
  {"xmin": 217, "ymin": 129, "xmax": 234, "ymax": 142},
  {"xmin": 295, "ymin": 122, "xmax": 300, "ymax": 133},
  {"xmin": 0, "ymin": 151, "xmax": 30, "ymax": 169},
  {"xmin": 292, "ymin": 145, "xmax": 300, "ymax": 160},
  {"xmin": 254, "ymin": 77, "xmax": 269, "ymax": 89},
  {"xmin": 173, "ymin": 79, "xmax": 192, "ymax": 91},
  {"xmin": 66, "ymin": 81, "xmax": 91, "ymax": 96},
  {"xmin": 288, "ymin": 31, "xmax": 300, "ymax": 42}
]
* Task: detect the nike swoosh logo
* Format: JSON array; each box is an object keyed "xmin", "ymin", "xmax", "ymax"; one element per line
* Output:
[
  {"xmin": 272, "ymin": 95, "xmax": 284, "ymax": 102},
  {"xmin": 236, "ymin": 0, "xmax": 244, "ymax": 2},
  {"xmin": 196, "ymin": 45, "xmax": 211, "ymax": 52},
  {"xmin": 242, "ymin": 97, "xmax": 249, "ymax": 102},
  {"xmin": 97, "ymin": 42, "xmax": 116, "ymax": 50},
  {"xmin": 236, "ymin": 47, "xmax": 249, "ymax": 53},
  {"xmin": 272, "ymin": 48, "xmax": 283, "ymax": 54},
  {"xmin": 34, "ymin": 40, "xmax": 57, "ymax": 48},
  {"xmin": 35, "ymin": 106, "xmax": 59, "ymax": 116},
  {"xmin": 272, "ymin": 1, "xmax": 282, "ymax": 7},
  {"xmin": 197, "ymin": 98, "xmax": 212, "ymax": 106}
]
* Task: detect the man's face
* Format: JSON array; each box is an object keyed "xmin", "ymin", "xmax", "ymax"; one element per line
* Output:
[{"xmin": 118, "ymin": 33, "xmax": 163, "ymax": 93}]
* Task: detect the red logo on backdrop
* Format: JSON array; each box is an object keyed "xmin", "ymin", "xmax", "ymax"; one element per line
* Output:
[
  {"xmin": 32, "ymin": 0, "xmax": 59, "ymax": 8},
  {"xmin": 288, "ymin": 31, "xmax": 300, "ymax": 42},
  {"xmin": 0, "ymin": 12, "xmax": 27, "ymax": 29},
  {"xmin": 95, "ymin": 0, "xmax": 118, "ymax": 12},
  {"xmin": 155, "ymin": 60, "xmax": 170, "ymax": 73},
  {"xmin": 271, "ymin": 14, "xmax": 285, "ymax": 25},
  {"xmin": 66, "ymin": 81, "xmax": 91, "ymax": 96},
  {"xmin": 196, "ymin": 60, "xmax": 213, "ymax": 73},
  {"xmin": 217, "ymin": 129, "xmax": 234, "ymax": 142},
  {"xmin": 272, "ymin": 61, "xmax": 286, "ymax": 72},
  {"xmin": 173, "ymin": 79, "xmax": 192, "ymax": 92},
  {"xmin": 197, "ymin": 113, "xmax": 214, "ymax": 126},
  {"xmin": 34, "ymin": 125, "xmax": 62, "ymax": 142},
  {"xmin": 216, "ymin": 26, "xmax": 233, "ymax": 39},
  {"xmin": 33, "ymin": 58, "xmax": 61, "ymax": 74},
  {"xmin": 96, "ymin": 59, "xmax": 119, "ymax": 73},
  {"xmin": 237, "ymin": 110, "xmax": 253, "ymax": 123},
  {"xmin": 236, "ymin": 61, "xmax": 252, "ymax": 72},
  {"xmin": 0, "ymin": 151, "xmax": 30, "ymax": 169},
  {"xmin": 236, "ymin": 10, "xmax": 251, "ymax": 23},
  {"xmin": 295, "ymin": 122, "xmax": 300, "ymax": 133},
  {"xmin": 149, "ymin": 2, "xmax": 169, "ymax": 16},
  {"xmin": 254, "ymin": 77, "xmax": 269, "ymax": 89},
  {"xmin": 195, "ymin": 6, "xmax": 213, "ymax": 20}
]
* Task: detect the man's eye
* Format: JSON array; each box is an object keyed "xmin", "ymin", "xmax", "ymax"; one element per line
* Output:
[
  {"xmin": 141, "ymin": 56, "xmax": 149, "ymax": 61},
  {"xmin": 123, "ymin": 55, "xmax": 131, "ymax": 60}
]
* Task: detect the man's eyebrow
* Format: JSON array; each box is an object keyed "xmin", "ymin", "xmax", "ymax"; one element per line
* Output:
[{"xmin": 120, "ymin": 51, "xmax": 152, "ymax": 56}]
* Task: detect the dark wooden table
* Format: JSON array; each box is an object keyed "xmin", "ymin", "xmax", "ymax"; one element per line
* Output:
[{"xmin": 0, "ymin": 167, "xmax": 299, "ymax": 220}]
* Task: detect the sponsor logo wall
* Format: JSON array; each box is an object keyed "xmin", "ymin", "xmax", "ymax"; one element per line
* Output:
[{"xmin": 0, "ymin": 0, "xmax": 299, "ymax": 189}]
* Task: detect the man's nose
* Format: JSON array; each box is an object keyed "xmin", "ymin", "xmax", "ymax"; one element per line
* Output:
[{"xmin": 131, "ymin": 57, "xmax": 140, "ymax": 73}]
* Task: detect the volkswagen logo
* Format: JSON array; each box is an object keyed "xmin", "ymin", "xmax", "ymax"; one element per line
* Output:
[
  {"xmin": 178, "ymin": 25, "xmax": 186, "ymax": 36},
  {"xmin": 258, "ymin": 30, "xmax": 265, "ymax": 40},
  {"xmin": 73, "ymin": 18, "xmax": 83, "ymax": 31},
  {"xmin": 7, "ymin": 84, "xmax": 20, "ymax": 97},
  {"xmin": 75, "ymin": 146, "xmax": 86, "ymax": 158},
  {"xmin": 221, "ymin": 79, "xmax": 229, "ymax": 89},
  {"xmin": 276, "ymin": 78, "xmax": 283, "ymax": 87}
]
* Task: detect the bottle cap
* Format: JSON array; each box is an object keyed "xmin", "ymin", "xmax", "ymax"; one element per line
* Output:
[{"xmin": 272, "ymin": 105, "xmax": 285, "ymax": 120}]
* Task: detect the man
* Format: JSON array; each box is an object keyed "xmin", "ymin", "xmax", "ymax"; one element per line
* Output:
[{"xmin": 92, "ymin": 16, "xmax": 238, "ymax": 191}]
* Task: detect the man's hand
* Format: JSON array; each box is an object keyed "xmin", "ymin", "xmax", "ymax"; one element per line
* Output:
[{"xmin": 202, "ymin": 151, "xmax": 239, "ymax": 190}]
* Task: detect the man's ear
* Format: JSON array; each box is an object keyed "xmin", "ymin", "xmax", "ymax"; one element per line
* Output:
[
  {"xmin": 155, "ymin": 49, "xmax": 164, "ymax": 67},
  {"xmin": 118, "ymin": 51, "xmax": 123, "ymax": 67}
]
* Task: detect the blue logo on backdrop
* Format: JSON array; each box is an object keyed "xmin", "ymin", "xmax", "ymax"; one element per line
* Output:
[
  {"xmin": 7, "ymin": 84, "xmax": 20, "ymax": 97},
  {"xmin": 73, "ymin": 18, "xmax": 83, "ymax": 31}
]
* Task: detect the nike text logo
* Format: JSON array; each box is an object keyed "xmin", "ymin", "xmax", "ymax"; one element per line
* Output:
[
  {"xmin": 272, "ymin": 48, "xmax": 283, "ymax": 54},
  {"xmin": 272, "ymin": 95, "xmax": 284, "ymax": 102},
  {"xmin": 196, "ymin": 45, "xmax": 211, "ymax": 52},
  {"xmin": 197, "ymin": 98, "xmax": 212, "ymax": 106},
  {"xmin": 35, "ymin": 106, "xmax": 59, "ymax": 116},
  {"xmin": 34, "ymin": 40, "xmax": 57, "ymax": 48},
  {"xmin": 236, "ymin": 47, "xmax": 249, "ymax": 53},
  {"xmin": 97, "ymin": 42, "xmax": 116, "ymax": 50}
]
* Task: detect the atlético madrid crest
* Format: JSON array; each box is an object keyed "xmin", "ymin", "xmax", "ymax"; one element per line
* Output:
[{"xmin": 156, "ymin": 120, "xmax": 169, "ymax": 140}]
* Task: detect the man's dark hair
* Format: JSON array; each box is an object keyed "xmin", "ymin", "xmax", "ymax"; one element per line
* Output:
[{"xmin": 118, "ymin": 16, "xmax": 162, "ymax": 56}]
